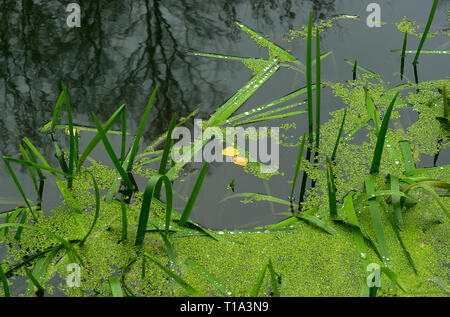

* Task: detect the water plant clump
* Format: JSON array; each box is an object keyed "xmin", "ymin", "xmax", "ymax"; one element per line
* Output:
[{"xmin": 0, "ymin": 9, "xmax": 449, "ymax": 298}]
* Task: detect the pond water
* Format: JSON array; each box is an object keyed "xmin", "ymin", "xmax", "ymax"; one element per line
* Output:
[{"xmin": 1, "ymin": 0, "xmax": 449, "ymax": 230}]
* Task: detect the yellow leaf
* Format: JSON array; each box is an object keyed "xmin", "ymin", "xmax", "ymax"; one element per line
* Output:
[
  {"xmin": 233, "ymin": 156, "xmax": 248, "ymax": 166},
  {"xmin": 222, "ymin": 147, "xmax": 238, "ymax": 157}
]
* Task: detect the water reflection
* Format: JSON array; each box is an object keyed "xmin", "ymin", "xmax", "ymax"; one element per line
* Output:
[{"xmin": 0, "ymin": 0, "xmax": 337, "ymax": 158}]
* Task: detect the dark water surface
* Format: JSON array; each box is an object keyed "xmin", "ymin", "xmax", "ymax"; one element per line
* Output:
[{"xmin": 1, "ymin": 0, "xmax": 449, "ymax": 230}]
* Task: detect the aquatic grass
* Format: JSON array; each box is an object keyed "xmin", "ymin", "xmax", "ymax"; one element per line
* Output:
[
  {"xmin": 126, "ymin": 87, "xmax": 157, "ymax": 172},
  {"xmin": 227, "ymin": 84, "xmax": 321, "ymax": 124},
  {"xmin": 325, "ymin": 156, "xmax": 337, "ymax": 217},
  {"xmin": 312, "ymin": 27, "xmax": 322, "ymax": 189},
  {"xmin": 352, "ymin": 59, "xmax": 357, "ymax": 80},
  {"xmin": 403, "ymin": 182, "xmax": 450, "ymax": 220},
  {"xmin": 370, "ymin": 93, "xmax": 399, "ymax": 174},
  {"xmin": 23, "ymin": 266, "xmax": 44, "ymax": 297},
  {"xmin": 250, "ymin": 263, "xmax": 268, "ymax": 296},
  {"xmin": 392, "ymin": 50, "xmax": 450, "ymax": 55},
  {"xmin": 221, "ymin": 193, "xmax": 291, "ymax": 206},
  {"xmin": 3, "ymin": 160, "xmax": 37, "ymax": 221},
  {"xmin": 289, "ymin": 133, "xmax": 306, "ymax": 200},
  {"xmin": 342, "ymin": 192, "xmax": 372, "ymax": 296},
  {"xmin": 298, "ymin": 11, "xmax": 314, "ymax": 210},
  {"xmin": 120, "ymin": 197, "xmax": 128, "ymax": 242},
  {"xmin": 79, "ymin": 172, "xmax": 100, "ymax": 247},
  {"xmin": 185, "ymin": 258, "xmax": 233, "ymax": 296},
  {"xmin": 364, "ymin": 87, "xmax": 382, "ymax": 134},
  {"xmin": 18, "ymin": 144, "xmax": 39, "ymax": 201},
  {"xmin": 62, "ymin": 83, "xmax": 76, "ymax": 188},
  {"xmin": 49, "ymin": 89, "xmax": 66, "ymax": 134},
  {"xmin": 0, "ymin": 263, "xmax": 10, "ymax": 297},
  {"xmin": 400, "ymin": 32, "xmax": 408, "ymax": 80},
  {"xmin": 78, "ymin": 104, "xmax": 126, "ymax": 168},
  {"xmin": 135, "ymin": 174, "xmax": 173, "ymax": 246},
  {"xmin": 381, "ymin": 267, "xmax": 407, "ymax": 293},
  {"xmin": 13, "ymin": 209, "xmax": 27, "ymax": 240},
  {"xmin": 234, "ymin": 107, "xmax": 307, "ymax": 126},
  {"xmin": 179, "ymin": 163, "xmax": 208, "ymax": 227},
  {"xmin": 399, "ymin": 141, "xmax": 416, "ymax": 172},
  {"xmin": 412, "ymin": 0, "xmax": 439, "ymax": 67},
  {"xmin": 365, "ymin": 179, "xmax": 390, "ymax": 266},
  {"xmin": 143, "ymin": 252, "xmax": 203, "ymax": 296},
  {"xmin": 92, "ymin": 113, "xmax": 134, "ymax": 190},
  {"xmin": 344, "ymin": 59, "xmax": 379, "ymax": 78},
  {"xmin": 207, "ymin": 58, "xmax": 280, "ymax": 126},
  {"xmin": 331, "ymin": 108, "xmax": 347, "ymax": 162},
  {"xmin": 389, "ymin": 216, "xmax": 417, "ymax": 274},
  {"xmin": 154, "ymin": 113, "xmax": 177, "ymax": 199},
  {"xmin": 267, "ymin": 259, "xmax": 280, "ymax": 297},
  {"xmin": 412, "ymin": 0, "xmax": 439, "ymax": 84},
  {"xmin": 120, "ymin": 106, "xmax": 127, "ymax": 163},
  {"xmin": 235, "ymin": 21, "xmax": 296, "ymax": 62},
  {"xmin": 109, "ymin": 276, "xmax": 124, "ymax": 297},
  {"xmin": 390, "ymin": 175, "xmax": 404, "ymax": 228}
]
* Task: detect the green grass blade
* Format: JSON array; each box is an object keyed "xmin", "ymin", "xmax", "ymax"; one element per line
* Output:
[
  {"xmin": 3, "ymin": 160, "xmax": 37, "ymax": 221},
  {"xmin": 92, "ymin": 113, "xmax": 134, "ymax": 190},
  {"xmin": 179, "ymin": 163, "xmax": 208, "ymax": 227},
  {"xmin": 344, "ymin": 59, "xmax": 379, "ymax": 78},
  {"xmin": 370, "ymin": 93, "xmax": 399, "ymax": 174},
  {"xmin": 227, "ymin": 85, "xmax": 320, "ymax": 124},
  {"xmin": 208, "ymin": 58, "xmax": 280, "ymax": 126},
  {"xmin": 326, "ymin": 156, "xmax": 337, "ymax": 217},
  {"xmin": 399, "ymin": 141, "xmax": 416, "ymax": 172},
  {"xmin": 13, "ymin": 209, "xmax": 27, "ymax": 240},
  {"xmin": 443, "ymin": 83, "xmax": 448, "ymax": 118},
  {"xmin": 126, "ymin": 87, "xmax": 157, "ymax": 172},
  {"xmin": 390, "ymin": 175, "xmax": 403, "ymax": 228},
  {"xmin": 121, "ymin": 106, "xmax": 127, "ymax": 163},
  {"xmin": 23, "ymin": 266, "xmax": 44, "ymax": 297},
  {"xmin": 235, "ymin": 21, "xmax": 296, "ymax": 62},
  {"xmin": 234, "ymin": 110, "xmax": 306, "ymax": 125},
  {"xmin": 365, "ymin": 179, "xmax": 390, "ymax": 266},
  {"xmin": 314, "ymin": 26, "xmax": 321, "ymax": 154},
  {"xmin": 19, "ymin": 144, "xmax": 39, "ymax": 199},
  {"xmin": 267, "ymin": 259, "xmax": 280, "ymax": 297},
  {"xmin": 381, "ymin": 267, "xmax": 407, "ymax": 292},
  {"xmin": 154, "ymin": 114, "xmax": 177, "ymax": 199},
  {"xmin": 353, "ymin": 59, "xmax": 357, "ymax": 80},
  {"xmin": 220, "ymin": 193, "xmax": 291, "ymax": 206},
  {"xmin": 306, "ymin": 11, "xmax": 313, "ymax": 142},
  {"xmin": 185, "ymin": 258, "xmax": 232, "ymax": 296},
  {"xmin": 143, "ymin": 252, "xmax": 203, "ymax": 296},
  {"xmin": 109, "ymin": 276, "xmax": 124, "ymax": 297},
  {"xmin": 250, "ymin": 263, "xmax": 268, "ymax": 297},
  {"xmin": 392, "ymin": 49, "xmax": 449, "ymax": 54},
  {"xmin": 364, "ymin": 87, "xmax": 382, "ymax": 134},
  {"xmin": 295, "ymin": 213, "xmax": 337, "ymax": 235},
  {"xmin": 120, "ymin": 197, "xmax": 128, "ymax": 242},
  {"xmin": 290, "ymin": 133, "xmax": 306, "ymax": 200},
  {"xmin": 389, "ymin": 216, "xmax": 417, "ymax": 274},
  {"xmin": 3, "ymin": 157, "xmax": 69, "ymax": 178},
  {"xmin": 50, "ymin": 89, "xmax": 65, "ymax": 134},
  {"xmin": 78, "ymin": 104, "xmax": 126, "ymax": 168},
  {"xmin": 400, "ymin": 32, "xmax": 408, "ymax": 80},
  {"xmin": 79, "ymin": 172, "xmax": 100, "ymax": 246},
  {"xmin": 412, "ymin": 0, "xmax": 439, "ymax": 66},
  {"xmin": 135, "ymin": 174, "xmax": 173, "ymax": 246},
  {"xmin": 62, "ymin": 83, "xmax": 75, "ymax": 188},
  {"xmin": 0, "ymin": 263, "xmax": 10, "ymax": 297},
  {"xmin": 331, "ymin": 108, "xmax": 347, "ymax": 162}
]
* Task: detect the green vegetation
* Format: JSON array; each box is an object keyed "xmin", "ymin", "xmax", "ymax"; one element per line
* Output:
[{"xmin": 0, "ymin": 12, "xmax": 448, "ymax": 298}]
